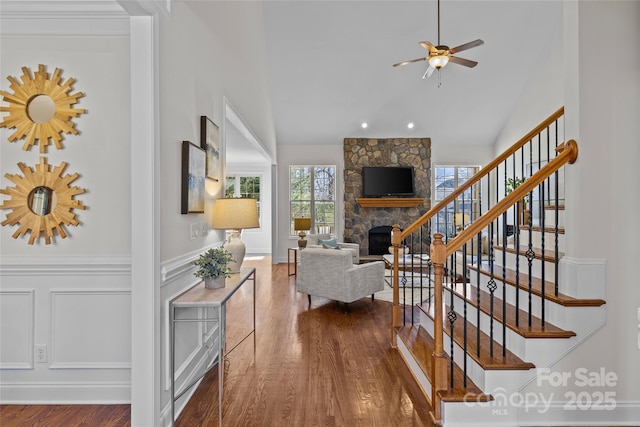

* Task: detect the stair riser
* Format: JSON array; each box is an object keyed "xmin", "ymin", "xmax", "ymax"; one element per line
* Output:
[
  {"xmin": 494, "ymin": 250, "xmax": 558, "ymax": 279},
  {"xmin": 446, "ymin": 291, "xmax": 549, "ymax": 362},
  {"xmin": 462, "ymin": 275, "xmax": 568, "ymax": 327},
  {"xmin": 512, "ymin": 230, "xmax": 565, "ymax": 253},
  {"xmin": 420, "ymin": 312, "xmax": 490, "ymax": 390}
]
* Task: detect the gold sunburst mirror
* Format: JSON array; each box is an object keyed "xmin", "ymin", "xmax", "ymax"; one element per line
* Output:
[
  {"xmin": 0, "ymin": 64, "xmax": 86, "ymax": 153},
  {"xmin": 0, "ymin": 157, "xmax": 86, "ymax": 245}
]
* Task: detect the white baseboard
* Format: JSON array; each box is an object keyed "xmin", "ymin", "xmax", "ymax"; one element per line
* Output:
[{"xmin": 0, "ymin": 381, "xmax": 130, "ymax": 404}]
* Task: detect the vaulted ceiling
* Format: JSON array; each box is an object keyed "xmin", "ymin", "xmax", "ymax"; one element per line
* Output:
[{"xmin": 259, "ymin": 1, "xmax": 563, "ymax": 148}]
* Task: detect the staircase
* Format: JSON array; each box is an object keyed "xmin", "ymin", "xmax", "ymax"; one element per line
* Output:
[{"xmin": 388, "ymin": 108, "xmax": 607, "ymax": 426}]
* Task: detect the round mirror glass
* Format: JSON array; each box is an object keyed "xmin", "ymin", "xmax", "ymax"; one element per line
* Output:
[
  {"xmin": 27, "ymin": 186, "xmax": 56, "ymax": 216},
  {"xmin": 27, "ymin": 94, "xmax": 56, "ymax": 124}
]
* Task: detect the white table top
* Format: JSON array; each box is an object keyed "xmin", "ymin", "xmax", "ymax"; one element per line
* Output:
[{"xmin": 171, "ymin": 267, "xmax": 255, "ymax": 308}]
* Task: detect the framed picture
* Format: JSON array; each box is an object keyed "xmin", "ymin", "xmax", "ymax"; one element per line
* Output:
[
  {"xmin": 181, "ymin": 140, "xmax": 206, "ymax": 214},
  {"xmin": 200, "ymin": 115, "xmax": 220, "ymax": 181}
]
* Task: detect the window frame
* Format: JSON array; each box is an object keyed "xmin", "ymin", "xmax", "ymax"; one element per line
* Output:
[
  {"xmin": 289, "ymin": 165, "xmax": 336, "ymax": 237},
  {"xmin": 433, "ymin": 164, "xmax": 481, "ymax": 238}
]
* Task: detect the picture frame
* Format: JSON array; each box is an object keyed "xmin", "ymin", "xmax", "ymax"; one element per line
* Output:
[
  {"xmin": 200, "ymin": 115, "xmax": 220, "ymax": 181},
  {"xmin": 181, "ymin": 140, "xmax": 206, "ymax": 214}
]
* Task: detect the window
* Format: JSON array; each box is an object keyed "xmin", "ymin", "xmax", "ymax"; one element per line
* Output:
[
  {"xmin": 289, "ymin": 165, "xmax": 335, "ymax": 236},
  {"xmin": 225, "ymin": 175, "xmax": 261, "ymax": 225},
  {"xmin": 433, "ymin": 166, "xmax": 480, "ymax": 237}
]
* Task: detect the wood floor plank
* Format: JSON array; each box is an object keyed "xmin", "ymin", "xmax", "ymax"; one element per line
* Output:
[
  {"xmin": 177, "ymin": 257, "xmax": 434, "ymax": 426},
  {"xmin": 1, "ymin": 256, "xmax": 434, "ymax": 427}
]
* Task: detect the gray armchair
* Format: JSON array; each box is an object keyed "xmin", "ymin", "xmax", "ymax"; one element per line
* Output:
[{"xmin": 296, "ymin": 248, "xmax": 385, "ymax": 305}]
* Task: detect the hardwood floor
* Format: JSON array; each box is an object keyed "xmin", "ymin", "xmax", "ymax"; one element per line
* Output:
[{"xmin": 0, "ymin": 256, "xmax": 434, "ymax": 427}]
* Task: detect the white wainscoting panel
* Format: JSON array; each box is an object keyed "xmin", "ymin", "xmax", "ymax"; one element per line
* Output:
[
  {"xmin": 50, "ymin": 289, "xmax": 131, "ymax": 369},
  {"xmin": 0, "ymin": 290, "xmax": 35, "ymax": 369}
]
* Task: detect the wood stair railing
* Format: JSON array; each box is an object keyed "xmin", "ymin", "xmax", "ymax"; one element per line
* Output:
[{"xmin": 387, "ymin": 107, "xmax": 591, "ymax": 424}]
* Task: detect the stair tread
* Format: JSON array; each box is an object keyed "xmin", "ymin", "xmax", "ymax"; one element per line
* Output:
[
  {"xmin": 418, "ymin": 302, "xmax": 536, "ymax": 371},
  {"xmin": 544, "ymin": 203, "xmax": 565, "ymax": 210},
  {"xmin": 519, "ymin": 225, "xmax": 565, "ymax": 234},
  {"xmin": 396, "ymin": 325, "xmax": 492, "ymax": 402},
  {"xmin": 444, "ymin": 281, "xmax": 576, "ymax": 338},
  {"xmin": 468, "ymin": 263, "xmax": 606, "ymax": 307},
  {"xmin": 495, "ymin": 244, "xmax": 564, "ymax": 262}
]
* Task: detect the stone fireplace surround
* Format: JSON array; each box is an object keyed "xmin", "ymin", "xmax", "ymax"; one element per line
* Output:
[{"xmin": 343, "ymin": 138, "xmax": 431, "ymax": 256}]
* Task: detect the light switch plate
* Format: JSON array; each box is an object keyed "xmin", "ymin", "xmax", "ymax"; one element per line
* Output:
[
  {"xmin": 201, "ymin": 223, "xmax": 209, "ymax": 237},
  {"xmin": 190, "ymin": 223, "xmax": 198, "ymax": 240}
]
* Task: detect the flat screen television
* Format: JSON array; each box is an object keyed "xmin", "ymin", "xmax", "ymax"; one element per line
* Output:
[{"xmin": 362, "ymin": 166, "xmax": 415, "ymax": 197}]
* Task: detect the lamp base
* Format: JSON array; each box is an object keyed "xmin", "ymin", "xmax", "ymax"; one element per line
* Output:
[
  {"xmin": 223, "ymin": 229, "xmax": 245, "ymax": 274},
  {"xmin": 298, "ymin": 238, "xmax": 307, "ymax": 249}
]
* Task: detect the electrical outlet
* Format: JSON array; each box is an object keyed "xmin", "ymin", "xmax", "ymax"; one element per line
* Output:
[
  {"xmin": 190, "ymin": 223, "xmax": 198, "ymax": 240},
  {"xmin": 35, "ymin": 345, "xmax": 47, "ymax": 363},
  {"xmin": 201, "ymin": 223, "xmax": 209, "ymax": 237}
]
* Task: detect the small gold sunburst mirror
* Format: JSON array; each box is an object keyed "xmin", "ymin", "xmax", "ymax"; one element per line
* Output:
[
  {"xmin": 0, "ymin": 157, "xmax": 86, "ymax": 245},
  {"xmin": 0, "ymin": 64, "xmax": 86, "ymax": 153}
]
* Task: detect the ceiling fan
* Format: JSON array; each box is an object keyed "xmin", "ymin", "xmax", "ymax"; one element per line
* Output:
[{"xmin": 393, "ymin": 0, "xmax": 484, "ymax": 80}]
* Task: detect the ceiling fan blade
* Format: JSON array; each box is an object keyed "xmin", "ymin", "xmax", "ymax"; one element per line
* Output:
[
  {"xmin": 448, "ymin": 55, "xmax": 478, "ymax": 68},
  {"xmin": 393, "ymin": 57, "xmax": 428, "ymax": 67},
  {"xmin": 422, "ymin": 66, "xmax": 435, "ymax": 79},
  {"xmin": 449, "ymin": 39, "xmax": 484, "ymax": 54},
  {"xmin": 419, "ymin": 41, "xmax": 437, "ymax": 53}
]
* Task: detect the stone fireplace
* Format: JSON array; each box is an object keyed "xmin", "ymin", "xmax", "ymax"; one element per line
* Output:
[{"xmin": 343, "ymin": 138, "xmax": 431, "ymax": 255}]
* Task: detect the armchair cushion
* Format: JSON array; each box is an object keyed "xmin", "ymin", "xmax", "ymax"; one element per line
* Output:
[
  {"xmin": 296, "ymin": 248, "xmax": 384, "ymax": 304},
  {"xmin": 319, "ymin": 238, "xmax": 338, "ymax": 248},
  {"xmin": 306, "ymin": 233, "xmax": 360, "ymax": 264}
]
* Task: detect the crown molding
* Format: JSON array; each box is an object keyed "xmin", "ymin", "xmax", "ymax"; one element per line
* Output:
[{"xmin": 0, "ymin": 1, "xmax": 130, "ymax": 36}]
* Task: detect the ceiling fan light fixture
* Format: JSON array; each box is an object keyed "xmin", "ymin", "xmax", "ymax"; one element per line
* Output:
[{"xmin": 429, "ymin": 55, "xmax": 449, "ymax": 69}]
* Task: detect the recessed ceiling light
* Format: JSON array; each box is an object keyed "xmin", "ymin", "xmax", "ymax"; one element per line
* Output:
[
  {"xmin": 407, "ymin": 122, "xmax": 415, "ymax": 129},
  {"xmin": 361, "ymin": 122, "xmax": 368, "ymax": 129}
]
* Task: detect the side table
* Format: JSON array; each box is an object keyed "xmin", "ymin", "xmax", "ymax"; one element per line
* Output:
[
  {"xmin": 288, "ymin": 247, "xmax": 300, "ymax": 276},
  {"xmin": 169, "ymin": 267, "xmax": 256, "ymax": 426}
]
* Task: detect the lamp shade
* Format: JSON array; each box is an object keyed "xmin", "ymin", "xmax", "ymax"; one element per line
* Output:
[
  {"xmin": 454, "ymin": 213, "xmax": 469, "ymax": 228},
  {"xmin": 213, "ymin": 198, "xmax": 259, "ymax": 230},
  {"xmin": 293, "ymin": 217, "xmax": 311, "ymax": 231}
]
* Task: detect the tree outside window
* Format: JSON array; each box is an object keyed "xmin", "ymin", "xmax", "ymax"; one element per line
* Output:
[{"xmin": 289, "ymin": 165, "xmax": 335, "ymax": 236}]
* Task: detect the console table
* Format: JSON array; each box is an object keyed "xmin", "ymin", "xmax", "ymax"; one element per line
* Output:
[{"xmin": 169, "ymin": 267, "xmax": 256, "ymax": 426}]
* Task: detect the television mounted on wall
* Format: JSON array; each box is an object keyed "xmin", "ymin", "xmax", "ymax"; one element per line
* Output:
[{"xmin": 362, "ymin": 166, "xmax": 415, "ymax": 197}]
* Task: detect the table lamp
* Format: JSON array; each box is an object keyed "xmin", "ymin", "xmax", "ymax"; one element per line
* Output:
[
  {"xmin": 454, "ymin": 212, "xmax": 469, "ymax": 233},
  {"xmin": 294, "ymin": 217, "xmax": 311, "ymax": 248},
  {"xmin": 213, "ymin": 198, "xmax": 259, "ymax": 273}
]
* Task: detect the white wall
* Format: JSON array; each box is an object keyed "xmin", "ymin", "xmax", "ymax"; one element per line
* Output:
[
  {"xmin": 155, "ymin": 2, "xmax": 276, "ymax": 423},
  {"xmin": 492, "ymin": 1, "xmax": 640, "ymax": 423},
  {"xmin": 0, "ymin": 33, "xmax": 132, "ymax": 402}
]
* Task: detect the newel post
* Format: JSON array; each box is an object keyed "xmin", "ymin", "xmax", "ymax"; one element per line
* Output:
[
  {"xmin": 390, "ymin": 224, "xmax": 402, "ymax": 347},
  {"xmin": 430, "ymin": 233, "xmax": 447, "ymax": 423}
]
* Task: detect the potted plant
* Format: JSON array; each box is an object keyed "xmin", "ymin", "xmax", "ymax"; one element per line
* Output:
[
  {"xmin": 506, "ymin": 176, "xmax": 529, "ymax": 225},
  {"xmin": 193, "ymin": 247, "xmax": 234, "ymax": 289}
]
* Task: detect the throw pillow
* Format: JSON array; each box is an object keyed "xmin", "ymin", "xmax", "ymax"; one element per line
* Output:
[{"xmin": 319, "ymin": 238, "xmax": 338, "ymax": 248}]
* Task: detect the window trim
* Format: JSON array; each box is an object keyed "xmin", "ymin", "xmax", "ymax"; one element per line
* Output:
[{"xmin": 288, "ymin": 165, "xmax": 336, "ymax": 237}]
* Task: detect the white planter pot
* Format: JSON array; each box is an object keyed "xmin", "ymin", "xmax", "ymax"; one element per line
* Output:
[{"xmin": 204, "ymin": 276, "xmax": 225, "ymax": 289}]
